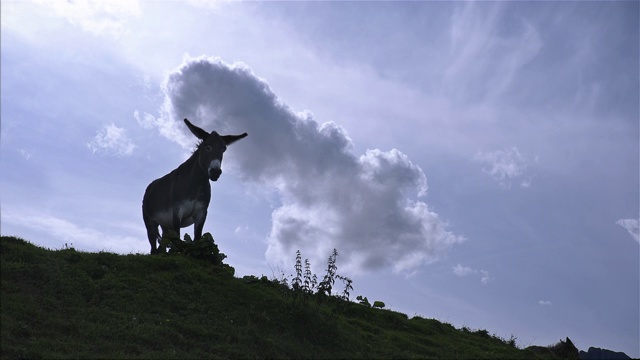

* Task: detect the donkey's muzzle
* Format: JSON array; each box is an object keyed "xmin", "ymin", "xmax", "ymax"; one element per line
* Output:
[{"xmin": 209, "ymin": 168, "xmax": 222, "ymax": 181}]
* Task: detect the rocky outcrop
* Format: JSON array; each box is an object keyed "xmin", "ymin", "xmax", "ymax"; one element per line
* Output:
[
  {"xmin": 526, "ymin": 337, "xmax": 579, "ymax": 360},
  {"xmin": 578, "ymin": 347, "xmax": 631, "ymax": 360}
]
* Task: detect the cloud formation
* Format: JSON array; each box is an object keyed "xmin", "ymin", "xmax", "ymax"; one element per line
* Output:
[
  {"xmin": 538, "ymin": 300, "xmax": 552, "ymax": 306},
  {"xmin": 453, "ymin": 263, "xmax": 492, "ymax": 284},
  {"xmin": 445, "ymin": 2, "xmax": 542, "ymax": 105},
  {"xmin": 134, "ymin": 110, "xmax": 156, "ymax": 129},
  {"xmin": 616, "ymin": 218, "xmax": 639, "ymax": 243},
  {"xmin": 20, "ymin": 149, "xmax": 33, "ymax": 161},
  {"xmin": 37, "ymin": 0, "xmax": 141, "ymax": 38},
  {"xmin": 453, "ymin": 264, "xmax": 474, "ymax": 277},
  {"xmin": 474, "ymin": 147, "xmax": 535, "ymax": 189},
  {"xmin": 3, "ymin": 211, "xmax": 140, "ymax": 253},
  {"xmin": 87, "ymin": 123, "xmax": 136, "ymax": 157},
  {"xmin": 153, "ymin": 55, "xmax": 464, "ymax": 274}
]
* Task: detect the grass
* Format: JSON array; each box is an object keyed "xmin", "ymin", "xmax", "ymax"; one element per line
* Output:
[{"xmin": 1, "ymin": 235, "xmax": 559, "ymax": 359}]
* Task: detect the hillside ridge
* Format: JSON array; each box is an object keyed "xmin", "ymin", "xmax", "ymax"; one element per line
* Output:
[{"xmin": 1, "ymin": 235, "xmax": 573, "ymax": 359}]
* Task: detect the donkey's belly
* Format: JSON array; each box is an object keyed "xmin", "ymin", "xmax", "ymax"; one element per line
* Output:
[{"xmin": 152, "ymin": 200, "xmax": 207, "ymax": 228}]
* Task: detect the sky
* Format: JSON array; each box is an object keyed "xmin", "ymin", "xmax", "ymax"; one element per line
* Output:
[{"xmin": 1, "ymin": 0, "xmax": 638, "ymax": 356}]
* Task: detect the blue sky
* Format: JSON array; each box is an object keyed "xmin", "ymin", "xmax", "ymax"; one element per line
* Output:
[{"xmin": 1, "ymin": 1, "xmax": 638, "ymax": 356}]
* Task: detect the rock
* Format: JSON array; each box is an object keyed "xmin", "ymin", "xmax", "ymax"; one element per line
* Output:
[
  {"xmin": 526, "ymin": 337, "xmax": 579, "ymax": 360},
  {"xmin": 578, "ymin": 347, "xmax": 631, "ymax": 360}
]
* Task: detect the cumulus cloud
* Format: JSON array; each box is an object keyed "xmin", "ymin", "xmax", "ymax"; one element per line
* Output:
[
  {"xmin": 474, "ymin": 147, "xmax": 535, "ymax": 188},
  {"xmin": 156, "ymin": 55, "xmax": 464, "ymax": 274},
  {"xmin": 453, "ymin": 264, "xmax": 492, "ymax": 284},
  {"xmin": 87, "ymin": 123, "xmax": 136, "ymax": 156},
  {"xmin": 538, "ymin": 300, "xmax": 552, "ymax": 306},
  {"xmin": 616, "ymin": 217, "xmax": 639, "ymax": 243}
]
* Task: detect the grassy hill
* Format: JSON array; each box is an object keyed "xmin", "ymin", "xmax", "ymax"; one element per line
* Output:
[{"xmin": 1, "ymin": 235, "xmax": 561, "ymax": 359}]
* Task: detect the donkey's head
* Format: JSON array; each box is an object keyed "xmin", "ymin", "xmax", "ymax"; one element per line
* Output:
[{"xmin": 184, "ymin": 118, "xmax": 247, "ymax": 181}]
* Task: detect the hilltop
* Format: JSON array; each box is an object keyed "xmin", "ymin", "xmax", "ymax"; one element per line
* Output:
[{"xmin": 1, "ymin": 235, "xmax": 565, "ymax": 359}]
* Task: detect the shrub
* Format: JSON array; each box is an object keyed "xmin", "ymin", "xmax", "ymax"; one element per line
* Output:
[
  {"xmin": 159, "ymin": 231, "xmax": 233, "ymax": 275},
  {"xmin": 372, "ymin": 301, "xmax": 385, "ymax": 309},
  {"xmin": 356, "ymin": 295, "xmax": 371, "ymax": 307}
]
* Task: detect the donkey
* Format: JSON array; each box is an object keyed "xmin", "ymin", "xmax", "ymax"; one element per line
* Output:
[{"xmin": 142, "ymin": 118, "xmax": 247, "ymax": 254}]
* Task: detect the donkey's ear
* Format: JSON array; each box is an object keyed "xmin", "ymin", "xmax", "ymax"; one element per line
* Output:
[
  {"xmin": 222, "ymin": 132, "xmax": 248, "ymax": 146},
  {"xmin": 184, "ymin": 118, "xmax": 209, "ymax": 140}
]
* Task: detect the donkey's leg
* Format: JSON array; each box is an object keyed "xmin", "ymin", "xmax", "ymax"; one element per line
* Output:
[
  {"xmin": 171, "ymin": 210, "xmax": 182, "ymax": 241},
  {"xmin": 143, "ymin": 212, "xmax": 160, "ymax": 255},
  {"xmin": 159, "ymin": 226, "xmax": 174, "ymax": 254},
  {"xmin": 194, "ymin": 210, "xmax": 207, "ymax": 241}
]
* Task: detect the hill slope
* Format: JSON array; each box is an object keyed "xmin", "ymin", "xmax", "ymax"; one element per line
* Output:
[{"xmin": 1, "ymin": 236, "xmax": 556, "ymax": 359}]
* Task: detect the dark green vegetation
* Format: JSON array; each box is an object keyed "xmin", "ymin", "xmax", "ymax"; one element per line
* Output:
[{"xmin": 1, "ymin": 235, "xmax": 561, "ymax": 359}]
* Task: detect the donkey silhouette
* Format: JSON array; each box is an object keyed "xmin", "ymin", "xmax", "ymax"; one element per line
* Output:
[{"xmin": 142, "ymin": 118, "xmax": 247, "ymax": 254}]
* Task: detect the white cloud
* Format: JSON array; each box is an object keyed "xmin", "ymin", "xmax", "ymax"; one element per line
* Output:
[
  {"xmin": 133, "ymin": 109, "xmax": 192, "ymax": 148},
  {"xmin": 187, "ymin": 0, "xmax": 235, "ymax": 9},
  {"xmin": 538, "ymin": 300, "xmax": 552, "ymax": 306},
  {"xmin": 445, "ymin": 2, "xmax": 542, "ymax": 104},
  {"xmin": 479, "ymin": 270, "xmax": 493, "ymax": 284},
  {"xmin": 158, "ymin": 55, "xmax": 464, "ymax": 274},
  {"xmin": 36, "ymin": 0, "xmax": 141, "ymax": 38},
  {"xmin": 87, "ymin": 123, "xmax": 136, "ymax": 157},
  {"xmin": 453, "ymin": 264, "xmax": 492, "ymax": 284},
  {"xmin": 134, "ymin": 110, "xmax": 159, "ymax": 130},
  {"xmin": 2, "ymin": 211, "xmax": 141, "ymax": 253},
  {"xmin": 20, "ymin": 149, "xmax": 33, "ymax": 161},
  {"xmin": 234, "ymin": 225, "xmax": 249, "ymax": 235},
  {"xmin": 616, "ymin": 217, "xmax": 640, "ymax": 243},
  {"xmin": 453, "ymin": 264, "xmax": 474, "ymax": 277},
  {"xmin": 474, "ymin": 147, "xmax": 535, "ymax": 189}
]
